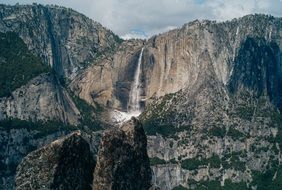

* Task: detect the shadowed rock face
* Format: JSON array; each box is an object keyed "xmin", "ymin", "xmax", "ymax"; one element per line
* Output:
[
  {"xmin": 0, "ymin": 4, "xmax": 122, "ymax": 125},
  {"xmin": 15, "ymin": 131, "xmax": 96, "ymax": 190},
  {"xmin": 70, "ymin": 14, "xmax": 282, "ymax": 114},
  {"xmin": 228, "ymin": 37, "xmax": 282, "ymax": 109},
  {"xmin": 1, "ymin": 6, "xmax": 282, "ymax": 189},
  {"xmin": 70, "ymin": 39, "xmax": 144, "ymax": 110},
  {"xmin": 14, "ymin": 119, "xmax": 151, "ymax": 190},
  {"xmin": 139, "ymin": 15, "xmax": 282, "ymax": 189},
  {"xmin": 93, "ymin": 118, "xmax": 152, "ymax": 190}
]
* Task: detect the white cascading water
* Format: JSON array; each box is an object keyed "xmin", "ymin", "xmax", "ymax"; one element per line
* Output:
[
  {"xmin": 110, "ymin": 48, "xmax": 144, "ymax": 123},
  {"xmin": 127, "ymin": 47, "xmax": 144, "ymax": 115}
]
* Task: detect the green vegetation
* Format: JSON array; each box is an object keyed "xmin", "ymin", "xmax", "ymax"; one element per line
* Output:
[
  {"xmin": 143, "ymin": 97, "xmax": 192, "ymax": 137},
  {"xmin": 67, "ymin": 90, "xmax": 103, "ymax": 131},
  {"xmin": 227, "ymin": 127, "xmax": 245, "ymax": 139},
  {"xmin": 0, "ymin": 32, "xmax": 49, "ymax": 97},
  {"xmin": 149, "ymin": 157, "xmax": 177, "ymax": 166},
  {"xmin": 209, "ymin": 155, "xmax": 221, "ymax": 168},
  {"xmin": 235, "ymin": 105, "xmax": 254, "ymax": 120},
  {"xmin": 271, "ymin": 112, "xmax": 282, "ymax": 150},
  {"xmin": 221, "ymin": 151, "xmax": 246, "ymax": 172},
  {"xmin": 194, "ymin": 180, "xmax": 248, "ymax": 190},
  {"xmin": 276, "ymin": 129, "xmax": 282, "ymax": 149},
  {"xmin": 229, "ymin": 155, "xmax": 246, "ymax": 171},
  {"xmin": 209, "ymin": 126, "xmax": 226, "ymax": 138},
  {"xmin": 151, "ymin": 179, "xmax": 248, "ymax": 190},
  {"xmin": 112, "ymin": 33, "xmax": 124, "ymax": 44},
  {"xmin": 172, "ymin": 185, "xmax": 188, "ymax": 190},
  {"xmin": 149, "ymin": 157, "xmax": 166, "ymax": 166},
  {"xmin": 224, "ymin": 180, "xmax": 249, "ymax": 190},
  {"xmin": 178, "ymin": 138, "xmax": 189, "ymax": 146},
  {"xmin": 251, "ymin": 166, "xmax": 282, "ymax": 190},
  {"xmin": 194, "ymin": 180, "xmax": 221, "ymax": 190},
  {"xmin": 270, "ymin": 111, "xmax": 282, "ymax": 127},
  {"xmin": 181, "ymin": 158, "xmax": 198, "ymax": 170},
  {"xmin": 0, "ymin": 118, "xmax": 77, "ymax": 138},
  {"xmin": 180, "ymin": 152, "xmax": 247, "ymax": 172},
  {"xmin": 181, "ymin": 155, "xmax": 221, "ymax": 170},
  {"xmin": 142, "ymin": 93, "xmax": 185, "ymax": 138},
  {"xmin": 142, "ymin": 95, "xmax": 191, "ymax": 138}
]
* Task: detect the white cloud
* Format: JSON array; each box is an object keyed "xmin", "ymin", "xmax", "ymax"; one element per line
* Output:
[
  {"xmin": 1, "ymin": 0, "xmax": 282, "ymax": 39},
  {"xmin": 88, "ymin": 0, "xmax": 282, "ymax": 38},
  {"xmin": 207, "ymin": 0, "xmax": 281, "ymax": 21}
]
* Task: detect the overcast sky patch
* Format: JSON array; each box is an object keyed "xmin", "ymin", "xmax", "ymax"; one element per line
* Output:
[{"xmin": 1, "ymin": 0, "xmax": 282, "ymax": 39}]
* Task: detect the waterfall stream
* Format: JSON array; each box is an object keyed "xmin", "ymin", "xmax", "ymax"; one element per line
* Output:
[
  {"xmin": 110, "ymin": 48, "xmax": 144, "ymax": 123},
  {"xmin": 127, "ymin": 47, "xmax": 144, "ymax": 115}
]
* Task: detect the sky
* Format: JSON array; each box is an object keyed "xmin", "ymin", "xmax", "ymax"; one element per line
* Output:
[{"xmin": 1, "ymin": 0, "xmax": 282, "ymax": 39}]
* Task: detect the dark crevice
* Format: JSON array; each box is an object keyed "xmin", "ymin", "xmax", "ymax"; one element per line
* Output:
[{"xmin": 42, "ymin": 7, "xmax": 64, "ymax": 78}]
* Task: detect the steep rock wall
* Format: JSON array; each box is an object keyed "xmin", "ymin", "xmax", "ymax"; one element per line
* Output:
[
  {"xmin": 0, "ymin": 73, "xmax": 80, "ymax": 125},
  {"xmin": 0, "ymin": 4, "xmax": 121, "ymax": 79}
]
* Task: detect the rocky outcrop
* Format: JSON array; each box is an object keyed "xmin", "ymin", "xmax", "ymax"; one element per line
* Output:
[
  {"xmin": 0, "ymin": 4, "xmax": 121, "ymax": 79},
  {"xmin": 15, "ymin": 131, "xmax": 98, "ymax": 190},
  {"xmin": 0, "ymin": 127, "xmax": 68, "ymax": 189},
  {"xmin": 93, "ymin": 117, "xmax": 152, "ymax": 190},
  {"xmin": 1, "ymin": 4, "xmax": 282, "ymax": 189},
  {"xmin": 140, "ymin": 15, "xmax": 282, "ymax": 189},
  {"xmin": 142, "ymin": 15, "xmax": 282, "ymax": 99},
  {"xmin": 0, "ymin": 4, "xmax": 122, "ymax": 125},
  {"xmin": 70, "ymin": 39, "xmax": 144, "ymax": 110},
  {"xmin": 12, "ymin": 118, "xmax": 151, "ymax": 190},
  {"xmin": 228, "ymin": 37, "xmax": 282, "ymax": 109},
  {"xmin": 0, "ymin": 73, "xmax": 80, "ymax": 125},
  {"xmin": 70, "ymin": 15, "xmax": 282, "ymax": 114}
]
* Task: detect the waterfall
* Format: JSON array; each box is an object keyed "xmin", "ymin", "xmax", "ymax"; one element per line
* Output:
[
  {"xmin": 128, "ymin": 48, "xmax": 144, "ymax": 115},
  {"xmin": 110, "ymin": 48, "xmax": 144, "ymax": 123},
  {"xmin": 233, "ymin": 26, "xmax": 240, "ymax": 61}
]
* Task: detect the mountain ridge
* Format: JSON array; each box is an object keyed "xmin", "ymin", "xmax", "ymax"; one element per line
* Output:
[{"xmin": 0, "ymin": 4, "xmax": 282, "ymax": 189}]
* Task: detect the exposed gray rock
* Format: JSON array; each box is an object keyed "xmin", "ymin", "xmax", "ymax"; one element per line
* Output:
[
  {"xmin": 12, "ymin": 119, "xmax": 151, "ymax": 190},
  {"xmin": 0, "ymin": 128, "xmax": 68, "ymax": 189},
  {"xmin": 141, "ymin": 15, "xmax": 282, "ymax": 100},
  {"xmin": 15, "ymin": 131, "xmax": 99, "ymax": 190},
  {"xmin": 0, "ymin": 4, "xmax": 123, "ymax": 125},
  {"xmin": 140, "ymin": 15, "xmax": 282, "ymax": 189},
  {"xmin": 0, "ymin": 4, "xmax": 121, "ymax": 79},
  {"xmin": 0, "ymin": 73, "xmax": 80, "ymax": 125},
  {"xmin": 69, "ymin": 15, "xmax": 282, "ymax": 115},
  {"xmin": 93, "ymin": 118, "xmax": 152, "ymax": 190},
  {"xmin": 1, "ymin": 5, "xmax": 282, "ymax": 189},
  {"xmin": 70, "ymin": 39, "xmax": 144, "ymax": 110}
]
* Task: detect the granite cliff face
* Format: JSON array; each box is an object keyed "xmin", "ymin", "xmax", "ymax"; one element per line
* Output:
[
  {"xmin": 15, "ymin": 131, "xmax": 96, "ymax": 190},
  {"xmin": 0, "ymin": 4, "xmax": 121, "ymax": 79},
  {"xmin": 0, "ymin": 73, "xmax": 80, "ymax": 125},
  {"xmin": 141, "ymin": 15, "xmax": 282, "ymax": 99},
  {"xmin": 71, "ymin": 15, "xmax": 282, "ymax": 114},
  {"xmin": 13, "ymin": 118, "xmax": 151, "ymax": 190},
  {"xmin": 93, "ymin": 118, "xmax": 152, "ymax": 190},
  {"xmin": 0, "ymin": 4, "xmax": 122, "ymax": 125},
  {"xmin": 0, "ymin": 4, "xmax": 123, "ymax": 189},
  {"xmin": 1, "ymin": 3, "xmax": 282, "ymax": 190},
  {"xmin": 0, "ymin": 126, "xmax": 68, "ymax": 189},
  {"xmin": 70, "ymin": 39, "xmax": 144, "ymax": 110},
  {"xmin": 139, "ymin": 15, "xmax": 282, "ymax": 189}
]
